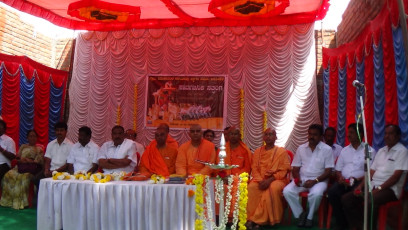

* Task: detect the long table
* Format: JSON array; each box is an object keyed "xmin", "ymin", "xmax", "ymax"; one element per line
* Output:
[{"xmin": 37, "ymin": 178, "xmax": 198, "ymax": 230}]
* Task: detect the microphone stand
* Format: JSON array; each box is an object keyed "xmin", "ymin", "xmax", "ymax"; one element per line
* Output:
[{"xmin": 357, "ymin": 86, "xmax": 372, "ymax": 230}]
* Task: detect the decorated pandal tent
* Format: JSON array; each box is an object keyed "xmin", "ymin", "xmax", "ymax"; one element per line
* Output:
[
  {"xmin": 1, "ymin": 0, "xmax": 330, "ymax": 152},
  {"xmin": 322, "ymin": 0, "xmax": 408, "ymax": 150}
]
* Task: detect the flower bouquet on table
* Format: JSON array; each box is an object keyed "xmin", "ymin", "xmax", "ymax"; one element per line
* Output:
[
  {"xmin": 74, "ymin": 170, "xmax": 90, "ymax": 180},
  {"xmin": 90, "ymin": 172, "xmax": 112, "ymax": 183},
  {"xmin": 147, "ymin": 174, "xmax": 166, "ymax": 184},
  {"xmin": 52, "ymin": 171, "xmax": 71, "ymax": 180},
  {"xmin": 111, "ymin": 171, "xmax": 126, "ymax": 181}
]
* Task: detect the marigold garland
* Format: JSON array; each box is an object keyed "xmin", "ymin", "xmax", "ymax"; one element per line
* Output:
[
  {"xmin": 191, "ymin": 173, "xmax": 248, "ymax": 230},
  {"xmin": 240, "ymin": 89, "xmax": 244, "ymax": 139},
  {"xmin": 74, "ymin": 170, "xmax": 90, "ymax": 180},
  {"xmin": 238, "ymin": 172, "xmax": 249, "ymax": 229},
  {"xmin": 188, "ymin": 189, "xmax": 195, "ymax": 197},
  {"xmin": 193, "ymin": 174, "xmax": 205, "ymax": 230},
  {"xmin": 52, "ymin": 171, "xmax": 71, "ymax": 180},
  {"xmin": 90, "ymin": 172, "xmax": 112, "ymax": 183},
  {"xmin": 116, "ymin": 104, "xmax": 121, "ymax": 125},
  {"xmin": 147, "ymin": 174, "xmax": 166, "ymax": 184},
  {"xmin": 263, "ymin": 110, "xmax": 267, "ymax": 131}
]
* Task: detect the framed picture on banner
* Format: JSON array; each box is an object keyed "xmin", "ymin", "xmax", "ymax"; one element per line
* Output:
[{"xmin": 145, "ymin": 75, "xmax": 227, "ymax": 130}]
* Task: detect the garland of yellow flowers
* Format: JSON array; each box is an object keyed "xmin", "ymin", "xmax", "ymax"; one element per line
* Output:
[
  {"xmin": 263, "ymin": 110, "xmax": 267, "ymax": 131},
  {"xmin": 133, "ymin": 84, "xmax": 138, "ymax": 131},
  {"xmin": 238, "ymin": 172, "xmax": 249, "ymax": 229},
  {"xmin": 116, "ymin": 103, "xmax": 121, "ymax": 125},
  {"xmin": 240, "ymin": 88, "xmax": 244, "ymax": 139},
  {"xmin": 147, "ymin": 174, "xmax": 165, "ymax": 184},
  {"xmin": 193, "ymin": 174, "xmax": 205, "ymax": 230}
]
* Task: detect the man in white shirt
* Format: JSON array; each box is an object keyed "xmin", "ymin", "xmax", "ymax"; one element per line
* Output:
[
  {"xmin": 324, "ymin": 127, "xmax": 343, "ymax": 162},
  {"xmin": 98, "ymin": 126, "xmax": 137, "ymax": 174},
  {"xmin": 0, "ymin": 120, "xmax": 16, "ymax": 183},
  {"xmin": 283, "ymin": 124, "xmax": 334, "ymax": 228},
  {"xmin": 327, "ymin": 123, "xmax": 376, "ymax": 230},
  {"xmin": 342, "ymin": 124, "xmax": 408, "ymax": 230},
  {"xmin": 44, "ymin": 121, "xmax": 73, "ymax": 177},
  {"xmin": 67, "ymin": 126, "xmax": 99, "ymax": 174}
]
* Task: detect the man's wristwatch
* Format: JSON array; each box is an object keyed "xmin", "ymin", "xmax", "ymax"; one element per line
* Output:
[
  {"xmin": 315, "ymin": 178, "xmax": 319, "ymax": 183},
  {"xmin": 377, "ymin": 186, "xmax": 382, "ymax": 190}
]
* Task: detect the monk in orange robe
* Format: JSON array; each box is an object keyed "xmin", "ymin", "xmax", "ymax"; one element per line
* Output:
[
  {"xmin": 176, "ymin": 124, "xmax": 217, "ymax": 176},
  {"xmin": 215, "ymin": 127, "xmax": 252, "ymax": 218},
  {"xmin": 222, "ymin": 127, "xmax": 251, "ymax": 176},
  {"xmin": 132, "ymin": 124, "xmax": 178, "ymax": 180},
  {"xmin": 246, "ymin": 128, "xmax": 291, "ymax": 229}
]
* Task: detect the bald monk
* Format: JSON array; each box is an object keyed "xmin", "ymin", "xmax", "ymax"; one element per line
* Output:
[
  {"xmin": 222, "ymin": 127, "xmax": 251, "ymax": 176},
  {"xmin": 130, "ymin": 124, "xmax": 178, "ymax": 180},
  {"xmin": 176, "ymin": 124, "xmax": 217, "ymax": 176},
  {"xmin": 246, "ymin": 128, "xmax": 291, "ymax": 229}
]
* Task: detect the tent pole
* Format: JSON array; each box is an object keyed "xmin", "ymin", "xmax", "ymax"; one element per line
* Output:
[{"xmin": 397, "ymin": 0, "xmax": 408, "ymax": 75}]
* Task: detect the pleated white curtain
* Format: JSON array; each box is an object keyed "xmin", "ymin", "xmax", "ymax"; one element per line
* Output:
[{"xmin": 67, "ymin": 25, "xmax": 320, "ymax": 152}]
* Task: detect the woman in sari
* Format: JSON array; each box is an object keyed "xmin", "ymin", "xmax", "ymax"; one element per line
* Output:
[{"xmin": 0, "ymin": 130, "xmax": 44, "ymax": 209}]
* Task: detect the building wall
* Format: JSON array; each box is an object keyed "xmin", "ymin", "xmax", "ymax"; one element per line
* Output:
[
  {"xmin": 0, "ymin": 5, "xmax": 74, "ymax": 71},
  {"xmin": 336, "ymin": 0, "xmax": 385, "ymax": 46},
  {"xmin": 315, "ymin": 29, "xmax": 336, "ymax": 123}
]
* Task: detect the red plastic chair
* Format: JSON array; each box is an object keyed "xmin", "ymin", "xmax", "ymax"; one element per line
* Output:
[{"xmin": 377, "ymin": 175, "xmax": 408, "ymax": 230}]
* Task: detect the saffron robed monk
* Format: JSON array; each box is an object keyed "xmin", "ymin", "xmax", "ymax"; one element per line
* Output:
[
  {"xmin": 220, "ymin": 126, "xmax": 251, "ymax": 176},
  {"xmin": 246, "ymin": 128, "xmax": 291, "ymax": 229},
  {"xmin": 133, "ymin": 123, "xmax": 178, "ymax": 180},
  {"xmin": 176, "ymin": 124, "xmax": 217, "ymax": 177}
]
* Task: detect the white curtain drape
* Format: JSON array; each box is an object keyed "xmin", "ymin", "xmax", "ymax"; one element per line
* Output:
[{"xmin": 67, "ymin": 25, "xmax": 320, "ymax": 152}]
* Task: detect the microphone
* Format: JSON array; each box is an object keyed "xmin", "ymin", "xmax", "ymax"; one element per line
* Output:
[{"xmin": 352, "ymin": 80, "xmax": 365, "ymax": 88}]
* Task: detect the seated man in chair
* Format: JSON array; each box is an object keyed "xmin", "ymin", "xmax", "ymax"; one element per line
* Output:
[
  {"xmin": 283, "ymin": 124, "xmax": 333, "ymax": 228},
  {"xmin": 67, "ymin": 126, "xmax": 99, "ymax": 174},
  {"xmin": 98, "ymin": 125, "xmax": 137, "ymax": 174},
  {"xmin": 246, "ymin": 128, "xmax": 290, "ymax": 229},
  {"xmin": 342, "ymin": 124, "xmax": 408, "ymax": 230},
  {"xmin": 133, "ymin": 123, "xmax": 178, "ymax": 180}
]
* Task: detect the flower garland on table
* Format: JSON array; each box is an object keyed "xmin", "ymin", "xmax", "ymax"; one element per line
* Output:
[
  {"xmin": 90, "ymin": 172, "xmax": 112, "ymax": 183},
  {"xmin": 240, "ymin": 88, "xmax": 245, "ymax": 139},
  {"xmin": 193, "ymin": 174, "xmax": 205, "ymax": 230},
  {"xmin": 147, "ymin": 174, "xmax": 166, "ymax": 184},
  {"xmin": 52, "ymin": 171, "xmax": 71, "ymax": 180},
  {"xmin": 74, "ymin": 170, "xmax": 90, "ymax": 180}
]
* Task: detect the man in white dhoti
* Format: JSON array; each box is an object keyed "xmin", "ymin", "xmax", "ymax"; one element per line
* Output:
[{"xmin": 283, "ymin": 124, "xmax": 334, "ymax": 228}]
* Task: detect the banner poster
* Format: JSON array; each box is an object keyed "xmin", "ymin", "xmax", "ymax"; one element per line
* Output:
[{"xmin": 145, "ymin": 75, "xmax": 226, "ymax": 130}]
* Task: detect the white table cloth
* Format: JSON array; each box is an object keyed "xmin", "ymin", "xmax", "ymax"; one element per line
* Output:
[{"xmin": 37, "ymin": 178, "xmax": 198, "ymax": 230}]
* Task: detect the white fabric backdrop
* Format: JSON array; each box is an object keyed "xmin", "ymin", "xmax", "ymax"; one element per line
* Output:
[{"xmin": 67, "ymin": 25, "xmax": 320, "ymax": 152}]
